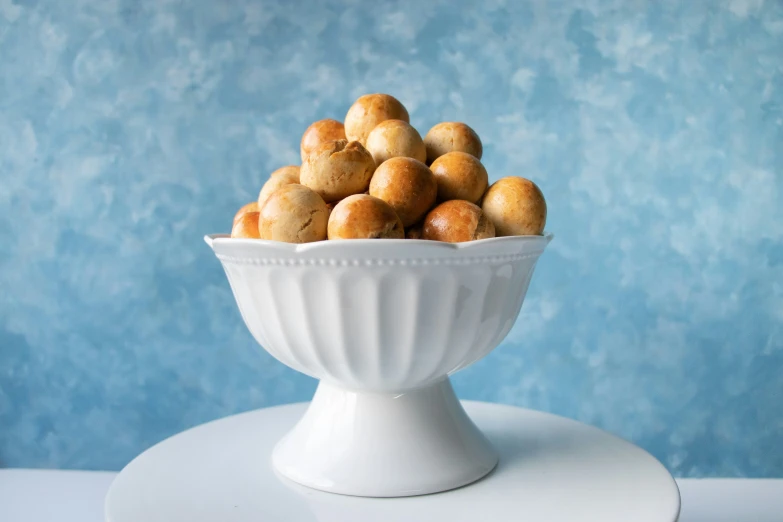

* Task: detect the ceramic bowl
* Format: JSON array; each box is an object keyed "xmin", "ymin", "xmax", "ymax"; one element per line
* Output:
[{"xmin": 206, "ymin": 234, "xmax": 551, "ymax": 497}]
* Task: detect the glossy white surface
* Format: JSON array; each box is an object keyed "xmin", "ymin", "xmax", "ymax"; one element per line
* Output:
[
  {"xmin": 272, "ymin": 379, "xmax": 497, "ymax": 496},
  {"xmin": 206, "ymin": 234, "xmax": 550, "ymax": 496},
  {"xmin": 206, "ymin": 235, "xmax": 550, "ymax": 392},
  {"xmin": 2, "ymin": 471, "xmax": 781, "ymax": 522},
  {"xmin": 105, "ymin": 401, "xmax": 681, "ymax": 522}
]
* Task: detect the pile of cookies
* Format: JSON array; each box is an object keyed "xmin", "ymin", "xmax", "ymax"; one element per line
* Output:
[{"xmin": 231, "ymin": 93, "xmax": 546, "ymax": 243}]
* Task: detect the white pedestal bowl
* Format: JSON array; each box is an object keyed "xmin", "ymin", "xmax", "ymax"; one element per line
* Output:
[{"xmin": 205, "ymin": 234, "xmax": 551, "ymax": 497}]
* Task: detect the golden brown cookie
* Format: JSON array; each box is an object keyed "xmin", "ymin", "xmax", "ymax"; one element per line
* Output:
[
  {"xmin": 233, "ymin": 201, "xmax": 259, "ymax": 227},
  {"xmin": 344, "ymin": 94, "xmax": 409, "ymax": 145},
  {"xmin": 430, "ymin": 151, "xmax": 488, "ymax": 203},
  {"xmin": 369, "ymin": 157, "xmax": 436, "ymax": 227},
  {"xmin": 365, "ymin": 119, "xmax": 426, "ymax": 166},
  {"xmin": 481, "ymin": 176, "xmax": 547, "ymax": 236},
  {"xmin": 231, "ymin": 211, "xmax": 261, "ymax": 239},
  {"xmin": 300, "ymin": 119, "xmax": 346, "ymax": 161},
  {"xmin": 300, "ymin": 140, "xmax": 376, "ymax": 202},
  {"xmin": 422, "ymin": 200, "xmax": 495, "ymax": 243},
  {"xmin": 258, "ymin": 184, "xmax": 329, "ymax": 243},
  {"xmin": 327, "ymin": 194, "xmax": 404, "ymax": 240},
  {"xmin": 257, "ymin": 165, "xmax": 300, "ymax": 208},
  {"xmin": 424, "ymin": 122, "xmax": 483, "ymax": 164}
]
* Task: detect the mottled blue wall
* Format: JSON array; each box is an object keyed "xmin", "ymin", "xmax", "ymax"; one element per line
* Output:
[{"xmin": 1, "ymin": 0, "xmax": 781, "ymax": 476}]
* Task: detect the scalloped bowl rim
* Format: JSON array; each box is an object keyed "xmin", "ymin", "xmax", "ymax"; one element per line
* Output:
[{"xmin": 205, "ymin": 232, "xmax": 553, "ymax": 256}]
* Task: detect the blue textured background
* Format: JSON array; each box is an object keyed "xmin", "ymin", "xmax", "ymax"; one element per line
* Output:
[{"xmin": 1, "ymin": 0, "xmax": 782, "ymax": 476}]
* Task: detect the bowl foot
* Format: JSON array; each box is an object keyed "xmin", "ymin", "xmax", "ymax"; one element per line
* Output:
[{"xmin": 271, "ymin": 378, "xmax": 498, "ymax": 497}]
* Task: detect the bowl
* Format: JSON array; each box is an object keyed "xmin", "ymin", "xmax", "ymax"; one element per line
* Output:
[{"xmin": 205, "ymin": 234, "xmax": 551, "ymax": 497}]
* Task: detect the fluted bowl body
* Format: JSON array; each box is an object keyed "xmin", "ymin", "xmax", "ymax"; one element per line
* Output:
[{"xmin": 206, "ymin": 234, "xmax": 550, "ymax": 393}]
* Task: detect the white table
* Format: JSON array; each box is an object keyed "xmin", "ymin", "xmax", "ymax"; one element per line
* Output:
[
  {"xmin": 3, "ymin": 401, "xmax": 782, "ymax": 522},
  {"xmin": 2, "ymin": 469, "xmax": 781, "ymax": 520}
]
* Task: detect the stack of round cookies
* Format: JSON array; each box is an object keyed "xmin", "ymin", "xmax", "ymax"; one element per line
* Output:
[{"xmin": 231, "ymin": 93, "xmax": 546, "ymax": 243}]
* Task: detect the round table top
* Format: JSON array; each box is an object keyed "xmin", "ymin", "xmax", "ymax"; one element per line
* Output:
[{"xmin": 105, "ymin": 401, "xmax": 680, "ymax": 522}]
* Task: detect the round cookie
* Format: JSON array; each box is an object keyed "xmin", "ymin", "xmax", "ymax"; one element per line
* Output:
[
  {"xmin": 424, "ymin": 122, "xmax": 483, "ymax": 164},
  {"xmin": 258, "ymin": 165, "xmax": 300, "ymax": 208},
  {"xmin": 258, "ymin": 184, "xmax": 329, "ymax": 243},
  {"xmin": 231, "ymin": 211, "xmax": 261, "ymax": 239},
  {"xmin": 430, "ymin": 151, "xmax": 488, "ymax": 203},
  {"xmin": 344, "ymin": 94, "xmax": 409, "ymax": 145},
  {"xmin": 422, "ymin": 200, "xmax": 495, "ymax": 243},
  {"xmin": 233, "ymin": 201, "xmax": 258, "ymax": 227},
  {"xmin": 369, "ymin": 157, "xmax": 436, "ymax": 227},
  {"xmin": 365, "ymin": 119, "xmax": 426, "ymax": 166},
  {"xmin": 327, "ymin": 194, "xmax": 404, "ymax": 240},
  {"xmin": 300, "ymin": 140, "xmax": 376, "ymax": 203},
  {"xmin": 481, "ymin": 176, "xmax": 547, "ymax": 236},
  {"xmin": 300, "ymin": 119, "xmax": 346, "ymax": 161}
]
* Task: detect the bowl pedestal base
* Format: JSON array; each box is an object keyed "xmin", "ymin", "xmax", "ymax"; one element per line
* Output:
[{"xmin": 272, "ymin": 378, "xmax": 498, "ymax": 497}]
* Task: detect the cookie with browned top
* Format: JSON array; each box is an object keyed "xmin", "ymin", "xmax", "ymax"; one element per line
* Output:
[
  {"xmin": 424, "ymin": 122, "xmax": 482, "ymax": 164},
  {"xmin": 344, "ymin": 94, "xmax": 409, "ymax": 145},
  {"xmin": 233, "ymin": 202, "xmax": 259, "ymax": 227},
  {"xmin": 430, "ymin": 151, "xmax": 488, "ymax": 204},
  {"xmin": 481, "ymin": 176, "xmax": 547, "ymax": 236},
  {"xmin": 259, "ymin": 184, "xmax": 329, "ymax": 243},
  {"xmin": 231, "ymin": 211, "xmax": 261, "ymax": 239},
  {"xmin": 369, "ymin": 157, "xmax": 436, "ymax": 227},
  {"xmin": 258, "ymin": 166, "xmax": 300, "ymax": 208},
  {"xmin": 300, "ymin": 119, "xmax": 346, "ymax": 161},
  {"xmin": 301, "ymin": 140, "xmax": 376, "ymax": 203},
  {"xmin": 365, "ymin": 119, "xmax": 426, "ymax": 166},
  {"xmin": 422, "ymin": 200, "xmax": 495, "ymax": 243},
  {"xmin": 328, "ymin": 194, "xmax": 404, "ymax": 240}
]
